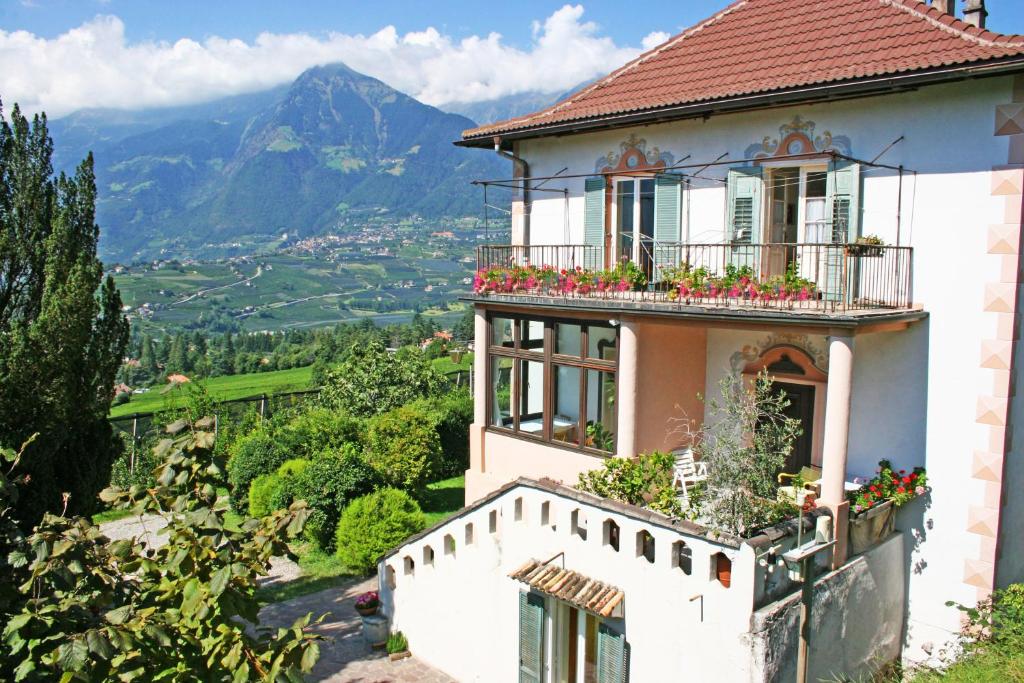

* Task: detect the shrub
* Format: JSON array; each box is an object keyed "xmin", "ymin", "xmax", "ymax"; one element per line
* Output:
[
  {"xmin": 273, "ymin": 408, "xmax": 365, "ymax": 460},
  {"xmin": 577, "ymin": 451, "xmax": 683, "ymax": 518},
  {"xmin": 335, "ymin": 488, "xmax": 426, "ymax": 574},
  {"xmin": 227, "ymin": 430, "xmax": 287, "ymax": 512},
  {"xmin": 248, "ymin": 472, "xmax": 284, "ymax": 518},
  {"xmin": 292, "ymin": 445, "xmax": 376, "ymax": 550},
  {"xmin": 365, "ymin": 405, "xmax": 441, "ymax": 496},
  {"xmin": 408, "ymin": 391, "xmax": 472, "ymax": 480}
]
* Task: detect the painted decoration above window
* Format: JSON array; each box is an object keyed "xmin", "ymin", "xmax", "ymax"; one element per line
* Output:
[
  {"xmin": 594, "ymin": 134, "xmax": 676, "ymax": 174},
  {"xmin": 729, "ymin": 332, "xmax": 829, "ymax": 375},
  {"xmin": 743, "ymin": 116, "xmax": 852, "ymax": 160}
]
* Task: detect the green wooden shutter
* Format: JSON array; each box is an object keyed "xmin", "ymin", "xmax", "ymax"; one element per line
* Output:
[
  {"xmin": 584, "ymin": 176, "xmax": 606, "ymax": 270},
  {"xmin": 826, "ymin": 161, "xmax": 861, "ymax": 242},
  {"xmin": 596, "ymin": 623, "xmax": 627, "ymax": 683},
  {"xmin": 654, "ymin": 174, "xmax": 682, "ymax": 279},
  {"xmin": 519, "ymin": 591, "xmax": 546, "ymax": 683},
  {"xmin": 822, "ymin": 161, "xmax": 861, "ymax": 302},
  {"xmin": 726, "ymin": 166, "xmax": 763, "ymax": 269}
]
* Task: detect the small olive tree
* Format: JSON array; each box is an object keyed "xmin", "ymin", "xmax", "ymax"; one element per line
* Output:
[{"xmin": 692, "ymin": 371, "xmax": 802, "ymax": 536}]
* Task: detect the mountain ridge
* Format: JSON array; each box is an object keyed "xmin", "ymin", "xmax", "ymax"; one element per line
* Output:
[{"xmin": 49, "ymin": 63, "xmax": 505, "ymax": 262}]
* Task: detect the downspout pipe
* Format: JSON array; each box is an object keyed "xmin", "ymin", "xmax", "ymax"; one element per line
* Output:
[{"xmin": 494, "ymin": 137, "xmax": 530, "ymax": 245}]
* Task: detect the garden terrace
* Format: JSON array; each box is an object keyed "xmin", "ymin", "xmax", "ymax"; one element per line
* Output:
[{"xmin": 472, "ymin": 243, "xmax": 920, "ymax": 325}]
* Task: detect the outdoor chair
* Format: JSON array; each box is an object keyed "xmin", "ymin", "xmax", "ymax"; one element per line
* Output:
[
  {"xmin": 673, "ymin": 446, "xmax": 707, "ymax": 507},
  {"xmin": 777, "ymin": 465, "xmax": 822, "ymax": 503}
]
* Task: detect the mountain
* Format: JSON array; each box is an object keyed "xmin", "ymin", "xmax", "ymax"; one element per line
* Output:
[
  {"xmin": 51, "ymin": 64, "xmax": 504, "ymax": 262},
  {"xmin": 441, "ymin": 81, "xmax": 593, "ymax": 126}
]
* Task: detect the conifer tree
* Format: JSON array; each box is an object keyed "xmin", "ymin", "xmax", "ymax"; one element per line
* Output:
[{"xmin": 0, "ymin": 102, "xmax": 129, "ymax": 525}]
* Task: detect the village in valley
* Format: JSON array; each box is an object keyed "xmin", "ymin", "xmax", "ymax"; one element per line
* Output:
[{"xmin": 1, "ymin": 1, "xmax": 1023, "ymax": 682}]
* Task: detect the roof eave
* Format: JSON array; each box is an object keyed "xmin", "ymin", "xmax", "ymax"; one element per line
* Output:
[{"xmin": 455, "ymin": 57, "xmax": 1024, "ymax": 149}]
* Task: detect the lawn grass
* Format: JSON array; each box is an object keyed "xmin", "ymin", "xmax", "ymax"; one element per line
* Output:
[
  {"xmin": 908, "ymin": 648, "xmax": 1024, "ymax": 682},
  {"xmin": 92, "ymin": 507, "xmax": 137, "ymax": 524},
  {"xmin": 421, "ymin": 475, "xmax": 466, "ymax": 526},
  {"xmin": 110, "ymin": 366, "xmax": 314, "ymax": 417}
]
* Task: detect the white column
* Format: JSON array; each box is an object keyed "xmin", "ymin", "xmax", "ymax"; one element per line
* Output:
[
  {"xmin": 616, "ymin": 319, "xmax": 639, "ymax": 458},
  {"xmin": 820, "ymin": 334, "xmax": 854, "ymax": 566}
]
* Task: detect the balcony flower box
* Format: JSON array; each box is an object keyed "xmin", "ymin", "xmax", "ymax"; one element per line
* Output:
[
  {"xmin": 846, "ymin": 459, "xmax": 928, "ymax": 555},
  {"xmin": 848, "ymin": 498, "xmax": 895, "ymax": 555},
  {"xmin": 846, "ymin": 235, "xmax": 885, "ymax": 258}
]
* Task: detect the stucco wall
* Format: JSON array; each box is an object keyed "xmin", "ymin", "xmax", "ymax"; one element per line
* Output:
[
  {"xmin": 748, "ymin": 533, "xmax": 906, "ymax": 683},
  {"xmin": 634, "ymin": 319, "xmax": 707, "ymax": 453}
]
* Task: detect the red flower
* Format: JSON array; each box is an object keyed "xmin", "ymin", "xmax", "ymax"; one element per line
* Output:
[
  {"xmin": 902, "ymin": 476, "xmax": 911, "ymax": 484},
  {"xmin": 897, "ymin": 486, "xmax": 906, "ymax": 494},
  {"xmin": 910, "ymin": 473, "xmax": 918, "ymax": 481},
  {"xmin": 869, "ymin": 485, "xmax": 878, "ymax": 492},
  {"xmin": 866, "ymin": 500, "xmax": 874, "ymax": 508}
]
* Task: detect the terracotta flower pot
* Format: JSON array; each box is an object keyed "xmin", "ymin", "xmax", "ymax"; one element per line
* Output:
[{"xmin": 356, "ymin": 604, "xmax": 378, "ymax": 617}]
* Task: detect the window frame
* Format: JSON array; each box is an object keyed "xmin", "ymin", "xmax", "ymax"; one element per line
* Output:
[{"xmin": 486, "ymin": 313, "xmax": 617, "ymax": 457}]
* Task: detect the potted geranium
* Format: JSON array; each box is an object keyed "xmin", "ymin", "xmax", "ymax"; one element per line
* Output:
[
  {"xmin": 847, "ymin": 460, "xmax": 928, "ymax": 555},
  {"xmin": 355, "ymin": 590, "xmax": 380, "ymax": 617}
]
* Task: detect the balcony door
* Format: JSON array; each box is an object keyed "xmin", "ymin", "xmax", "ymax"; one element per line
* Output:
[{"xmin": 614, "ymin": 178, "xmax": 655, "ymax": 274}]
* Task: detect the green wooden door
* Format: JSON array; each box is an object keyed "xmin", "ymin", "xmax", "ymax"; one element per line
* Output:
[
  {"xmin": 726, "ymin": 166, "xmax": 763, "ymax": 270},
  {"xmin": 584, "ymin": 177, "xmax": 606, "ymax": 270}
]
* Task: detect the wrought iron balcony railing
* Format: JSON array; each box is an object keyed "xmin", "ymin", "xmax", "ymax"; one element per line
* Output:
[{"xmin": 474, "ymin": 242, "xmax": 913, "ymax": 313}]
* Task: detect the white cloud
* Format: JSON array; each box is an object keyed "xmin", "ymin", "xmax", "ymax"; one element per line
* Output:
[{"xmin": 0, "ymin": 5, "xmax": 669, "ymax": 118}]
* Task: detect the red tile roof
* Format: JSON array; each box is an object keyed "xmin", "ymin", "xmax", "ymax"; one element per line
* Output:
[{"xmin": 462, "ymin": 0, "xmax": 1024, "ymax": 142}]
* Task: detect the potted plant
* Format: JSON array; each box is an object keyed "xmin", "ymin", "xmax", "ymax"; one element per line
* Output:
[
  {"xmin": 847, "ymin": 460, "xmax": 928, "ymax": 555},
  {"xmin": 354, "ymin": 590, "xmax": 380, "ymax": 617},
  {"xmin": 845, "ymin": 234, "xmax": 885, "ymax": 257},
  {"xmin": 387, "ymin": 631, "xmax": 411, "ymax": 661}
]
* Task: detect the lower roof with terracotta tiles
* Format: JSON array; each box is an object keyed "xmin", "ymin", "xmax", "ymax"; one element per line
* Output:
[{"xmin": 461, "ymin": 0, "xmax": 1024, "ymax": 146}]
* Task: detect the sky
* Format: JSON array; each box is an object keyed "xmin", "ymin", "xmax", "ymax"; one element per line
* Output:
[{"xmin": 2, "ymin": 0, "xmax": 1024, "ymax": 118}]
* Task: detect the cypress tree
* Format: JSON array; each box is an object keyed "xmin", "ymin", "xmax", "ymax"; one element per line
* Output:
[{"xmin": 0, "ymin": 102, "xmax": 129, "ymax": 525}]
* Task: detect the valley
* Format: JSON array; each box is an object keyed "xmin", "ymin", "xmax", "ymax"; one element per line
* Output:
[{"xmin": 114, "ymin": 216, "xmax": 493, "ymax": 336}]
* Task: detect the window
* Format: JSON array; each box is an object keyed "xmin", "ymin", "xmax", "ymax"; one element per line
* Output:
[
  {"xmin": 571, "ymin": 509, "xmax": 587, "ymax": 541},
  {"xmin": 423, "ymin": 545, "xmax": 434, "ymax": 566},
  {"xmin": 714, "ymin": 552, "xmax": 732, "ymax": 588},
  {"xmin": 403, "ymin": 555, "xmax": 415, "ymax": 575},
  {"xmin": 465, "ymin": 522, "xmax": 475, "ymax": 546},
  {"xmin": 636, "ymin": 530, "xmax": 655, "ymax": 564},
  {"xmin": 488, "ymin": 315, "xmax": 618, "ymax": 454},
  {"xmin": 603, "ymin": 520, "xmax": 620, "ymax": 552},
  {"xmin": 444, "ymin": 533, "xmax": 456, "ymax": 558},
  {"xmin": 489, "ymin": 509, "xmax": 499, "ymax": 535},
  {"xmin": 673, "ymin": 541, "xmax": 692, "ymax": 575}
]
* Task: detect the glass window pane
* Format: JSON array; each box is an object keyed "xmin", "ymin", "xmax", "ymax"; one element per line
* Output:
[
  {"xmin": 588, "ymin": 325, "xmax": 617, "ymax": 361},
  {"xmin": 491, "ymin": 317, "xmax": 514, "ymax": 348},
  {"xmin": 520, "ymin": 319, "xmax": 545, "ymax": 351},
  {"xmin": 617, "ymin": 181, "xmax": 635, "ymax": 261},
  {"xmin": 556, "ymin": 323, "xmax": 582, "ymax": 357},
  {"xmin": 586, "ymin": 369, "xmax": 616, "ymax": 452},
  {"xmin": 806, "ymin": 171, "xmax": 827, "ymax": 198},
  {"xmin": 490, "ymin": 356, "xmax": 513, "ymax": 428},
  {"xmin": 517, "ymin": 359, "xmax": 545, "ymax": 436},
  {"xmin": 553, "ymin": 365, "xmax": 581, "ymax": 446}
]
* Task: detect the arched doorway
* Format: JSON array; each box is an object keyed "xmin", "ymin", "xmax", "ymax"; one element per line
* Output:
[{"xmin": 743, "ymin": 345, "xmax": 827, "ymax": 472}]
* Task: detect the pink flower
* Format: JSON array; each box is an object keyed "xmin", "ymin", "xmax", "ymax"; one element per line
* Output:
[{"xmin": 915, "ymin": 486, "xmax": 925, "ymax": 495}]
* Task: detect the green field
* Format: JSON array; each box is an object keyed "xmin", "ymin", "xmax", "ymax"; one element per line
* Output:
[{"xmin": 109, "ymin": 366, "xmax": 314, "ymax": 417}]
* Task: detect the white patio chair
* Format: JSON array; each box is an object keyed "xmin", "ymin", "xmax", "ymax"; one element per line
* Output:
[{"xmin": 673, "ymin": 447, "xmax": 707, "ymax": 508}]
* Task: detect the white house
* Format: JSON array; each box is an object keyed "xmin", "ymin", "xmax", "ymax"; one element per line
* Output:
[{"xmin": 380, "ymin": 1, "xmax": 1024, "ymax": 680}]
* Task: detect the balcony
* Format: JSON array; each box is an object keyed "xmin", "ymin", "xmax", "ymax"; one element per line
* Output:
[{"xmin": 472, "ymin": 242, "xmax": 918, "ymax": 324}]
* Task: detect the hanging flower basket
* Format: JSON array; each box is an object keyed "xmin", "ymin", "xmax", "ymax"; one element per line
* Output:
[{"xmin": 848, "ymin": 498, "xmax": 895, "ymax": 555}]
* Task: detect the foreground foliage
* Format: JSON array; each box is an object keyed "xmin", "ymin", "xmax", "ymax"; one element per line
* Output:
[
  {"xmin": 0, "ymin": 103, "xmax": 129, "ymax": 526},
  {"xmin": 0, "ymin": 418, "xmax": 322, "ymax": 682}
]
